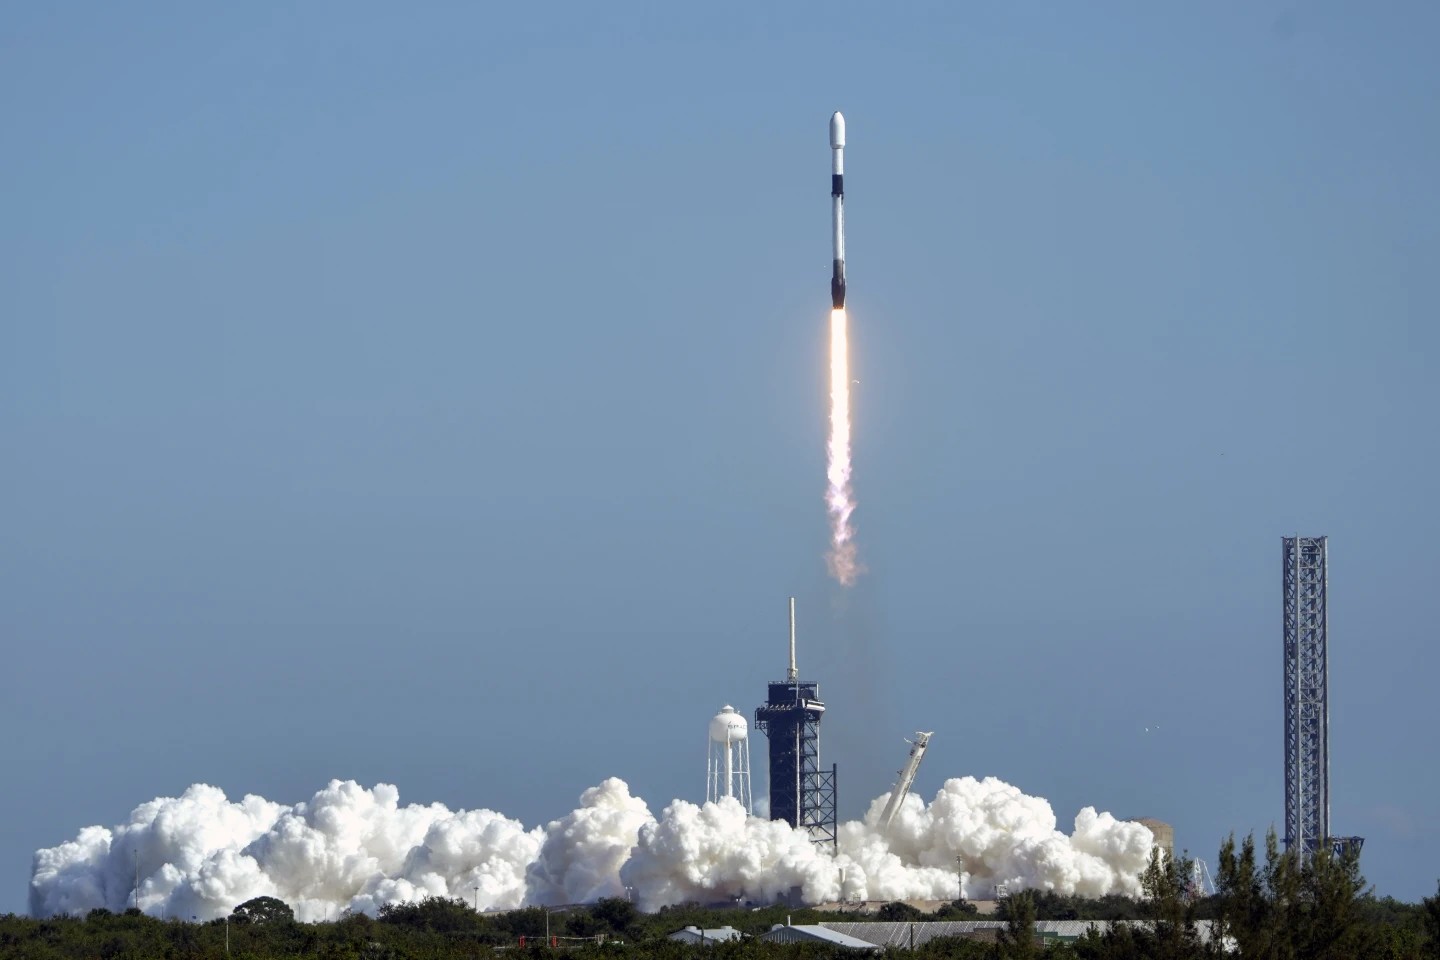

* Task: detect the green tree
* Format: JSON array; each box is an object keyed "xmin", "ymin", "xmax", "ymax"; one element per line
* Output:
[
  {"xmin": 1294, "ymin": 843, "xmax": 1371, "ymax": 960},
  {"xmin": 876, "ymin": 901, "xmax": 925, "ymax": 922},
  {"xmin": 1264, "ymin": 829, "xmax": 1302, "ymax": 960},
  {"xmin": 931, "ymin": 899, "xmax": 980, "ymax": 920},
  {"xmin": 1139, "ymin": 848, "xmax": 1201, "ymax": 960},
  {"xmin": 376, "ymin": 895, "xmax": 484, "ymax": 933},
  {"xmin": 1217, "ymin": 828, "xmax": 1379, "ymax": 960},
  {"xmin": 997, "ymin": 889, "xmax": 1038, "ymax": 960},
  {"xmin": 333, "ymin": 908, "xmax": 377, "ymax": 950},
  {"xmin": 1424, "ymin": 882, "xmax": 1440, "ymax": 960},
  {"xmin": 590, "ymin": 897, "xmax": 641, "ymax": 939},
  {"xmin": 1087, "ymin": 895, "xmax": 1144, "ymax": 922},
  {"xmin": 1030, "ymin": 890, "xmax": 1079, "ymax": 921},
  {"xmin": 917, "ymin": 933, "xmax": 995, "ymax": 959},
  {"xmin": 1217, "ymin": 832, "xmax": 1279, "ymax": 959},
  {"xmin": 1364, "ymin": 923, "xmax": 1424, "ymax": 960},
  {"xmin": 486, "ymin": 904, "xmax": 549, "ymax": 939},
  {"xmin": 231, "ymin": 895, "xmax": 295, "ymax": 925}
]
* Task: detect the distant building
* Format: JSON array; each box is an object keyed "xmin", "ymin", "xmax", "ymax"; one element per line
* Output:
[
  {"xmin": 667, "ymin": 926, "xmax": 743, "ymax": 945},
  {"xmin": 758, "ymin": 924, "xmax": 881, "ymax": 950},
  {"xmin": 814, "ymin": 920, "xmax": 1221, "ymax": 948}
]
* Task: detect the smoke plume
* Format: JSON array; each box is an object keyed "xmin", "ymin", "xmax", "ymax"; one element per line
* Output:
[{"xmin": 32, "ymin": 774, "xmax": 1153, "ymax": 920}]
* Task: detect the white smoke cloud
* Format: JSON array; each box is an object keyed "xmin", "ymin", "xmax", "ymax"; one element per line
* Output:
[
  {"xmin": 620, "ymin": 796, "xmax": 839, "ymax": 910},
  {"xmin": 31, "ymin": 781, "xmax": 542, "ymax": 921},
  {"xmin": 865, "ymin": 777, "xmax": 1155, "ymax": 899},
  {"xmin": 31, "ymin": 776, "xmax": 1154, "ymax": 920},
  {"xmin": 526, "ymin": 779, "xmax": 653, "ymax": 905}
]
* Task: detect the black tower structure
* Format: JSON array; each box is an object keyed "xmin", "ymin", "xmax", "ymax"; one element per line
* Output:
[{"xmin": 755, "ymin": 599, "xmax": 837, "ymax": 847}]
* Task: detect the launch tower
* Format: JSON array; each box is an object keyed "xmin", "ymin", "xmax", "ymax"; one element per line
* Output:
[
  {"xmin": 755, "ymin": 598, "xmax": 837, "ymax": 846},
  {"xmin": 1282, "ymin": 536, "xmax": 1363, "ymax": 860}
]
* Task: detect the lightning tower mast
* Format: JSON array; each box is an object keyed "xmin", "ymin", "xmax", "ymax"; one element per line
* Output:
[
  {"xmin": 1282, "ymin": 536, "xmax": 1366, "ymax": 861},
  {"xmin": 1283, "ymin": 536, "xmax": 1329, "ymax": 856},
  {"xmin": 1282, "ymin": 537, "xmax": 1365, "ymax": 861}
]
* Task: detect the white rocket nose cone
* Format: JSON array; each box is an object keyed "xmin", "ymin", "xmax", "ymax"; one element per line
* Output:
[{"xmin": 830, "ymin": 111, "xmax": 846, "ymax": 149}]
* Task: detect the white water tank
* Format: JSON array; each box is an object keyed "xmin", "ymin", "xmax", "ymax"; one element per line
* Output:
[
  {"xmin": 709, "ymin": 705, "xmax": 748, "ymax": 743},
  {"xmin": 706, "ymin": 705, "xmax": 753, "ymax": 814}
]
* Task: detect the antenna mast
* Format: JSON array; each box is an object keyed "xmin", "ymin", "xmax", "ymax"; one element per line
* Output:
[{"xmin": 787, "ymin": 597, "xmax": 798, "ymax": 681}]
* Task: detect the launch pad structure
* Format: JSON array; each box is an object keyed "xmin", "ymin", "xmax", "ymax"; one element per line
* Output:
[
  {"xmin": 755, "ymin": 599, "xmax": 838, "ymax": 847},
  {"xmin": 1282, "ymin": 536, "xmax": 1362, "ymax": 860},
  {"xmin": 879, "ymin": 732, "xmax": 932, "ymax": 830}
]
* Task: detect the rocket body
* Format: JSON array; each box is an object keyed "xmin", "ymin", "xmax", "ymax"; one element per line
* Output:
[{"xmin": 830, "ymin": 111, "xmax": 847, "ymax": 310}]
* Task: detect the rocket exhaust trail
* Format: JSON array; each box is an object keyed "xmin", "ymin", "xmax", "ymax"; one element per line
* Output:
[
  {"xmin": 826, "ymin": 112, "xmax": 859, "ymax": 586},
  {"xmin": 827, "ymin": 307, "xmax": 858, "ymax": 585}
]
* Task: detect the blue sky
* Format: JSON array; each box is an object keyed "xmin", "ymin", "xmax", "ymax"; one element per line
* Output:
[{"xmin": 3, "ymin": 1, "xmax": 1437, "ymax": 911}]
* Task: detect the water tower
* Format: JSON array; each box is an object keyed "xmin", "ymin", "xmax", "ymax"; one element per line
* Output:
[{"xmin": 706, "ymin": 705, "xmax": 753, "ymax": 813}]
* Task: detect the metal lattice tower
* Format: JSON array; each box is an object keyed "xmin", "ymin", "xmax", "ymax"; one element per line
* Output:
[{"xmin": 1282, "ymin": 536, "xmax": 1329, "ymax": 857}]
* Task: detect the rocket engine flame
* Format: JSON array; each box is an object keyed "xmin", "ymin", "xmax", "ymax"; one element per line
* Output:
[{"xmin": 826, "ymin": 308, "xmax": 859, "ymax": 585}]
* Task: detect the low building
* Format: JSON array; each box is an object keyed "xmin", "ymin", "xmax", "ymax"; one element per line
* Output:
[
  {"xmin": 818, "ymin": 920, "xmax": 1220, "ymax": 948},
  {"xmin": 666, "ymin": 925, "xmax": 743, "ymax": 945},
  {"xmin": 759, "ymin": 924, "xmax": 881, "ymax": 950}
]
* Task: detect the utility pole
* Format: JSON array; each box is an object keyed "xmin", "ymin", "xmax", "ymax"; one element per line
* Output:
[
  {"xmin": 474, "ymin": 885, "xmax": 479, "ymax": 913},
  {"xmin": 955, "ymin": 856, "xmax": 964, "ymax": 902}
]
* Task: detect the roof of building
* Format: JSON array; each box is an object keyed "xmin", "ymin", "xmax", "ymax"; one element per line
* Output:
[
  {"xmin": 667, "ymin": 925, "xmax": 744, "ymax": 944},
  {"xmin": 759, "ymin": 924, "xmax": 882, "ymax": 949},
  {"xmin": 819, "ymin": 920, "xmax": 1220, "ymax": 947}
]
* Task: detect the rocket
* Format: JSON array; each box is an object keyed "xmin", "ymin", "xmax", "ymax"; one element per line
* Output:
[{"xmin": 829, "ymin": 111, "xmax": 847, "ymax": 310}]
